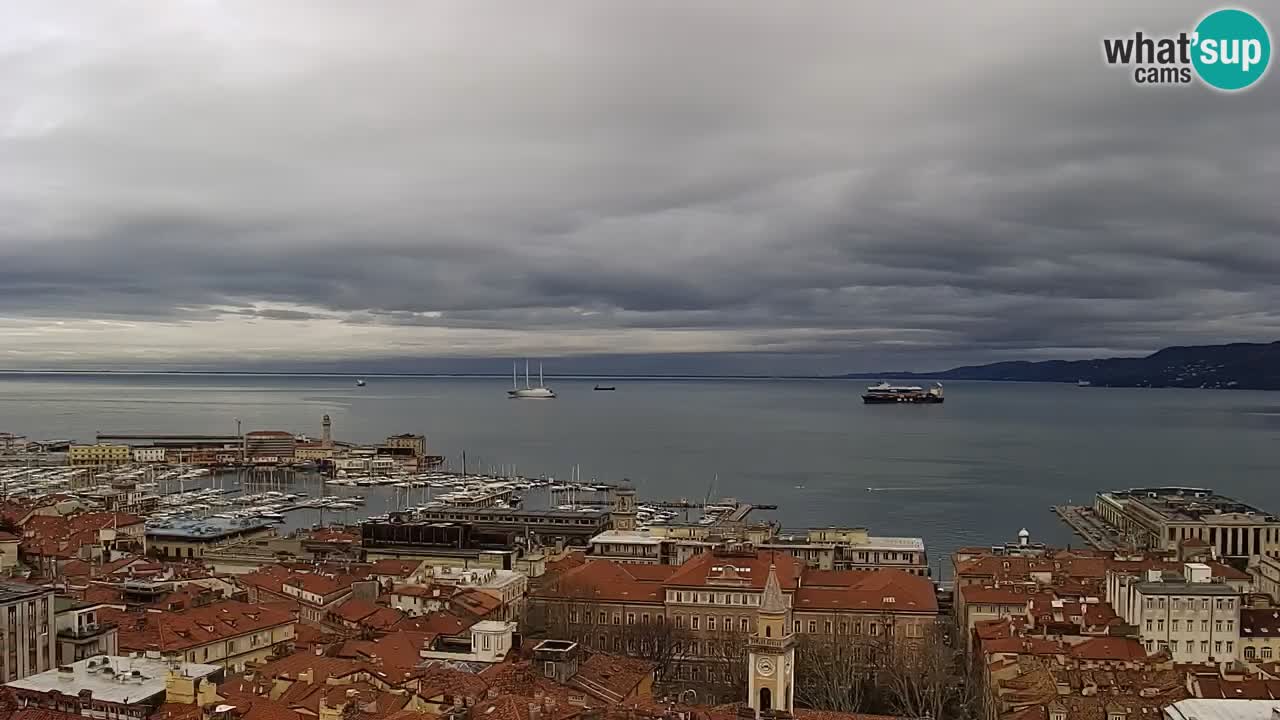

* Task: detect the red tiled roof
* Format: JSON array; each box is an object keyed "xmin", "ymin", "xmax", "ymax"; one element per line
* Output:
[
  {"xmin": 392, "ymin": 611, "xmax": 473, "ymax": 637},
  {"xmin": 108, "ymin": 599, "xmax": 292, "ymax": 652},
  {"xmin": 334, "ymin": 598, "xmax": 381, "ymax": 623},
  {"xmin": 795, "ymin": 569, "xmax": 936, "ymax": 613},
  {"xmin": 664, "ymin": 549, "xmax": 800, "ymax": 591},
  {"xmin": 450, "ymin": 589, "xmax": 502, "ymax": 620},
  {"xmin": 1070, "ymin": 637, "xmax": 1148, "ymax": 660},
  {"xmin": 959, "ymin": 585, "xmax": 1035, "ymax": 605},
  {"xmin": 569, "ymin": 653, "xmax": 656, "ymax": 704},
  {"xmin": 537, "ymin": 561, "xmax": 669, "ymax": 604}
]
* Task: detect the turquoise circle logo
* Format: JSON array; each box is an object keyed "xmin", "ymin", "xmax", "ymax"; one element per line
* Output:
[{"xmin": 1192, "ymin": 8, "xmax": 1271, "ymax": 90}]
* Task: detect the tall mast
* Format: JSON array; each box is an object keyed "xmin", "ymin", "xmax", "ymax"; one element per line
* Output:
[
  {"xmin": 539, "ymin": 363, "xmax": 544, "ymax": 387},
  {"xmin": 525, "ymin": 359, "xmax": 530, "ymax": 389},
  {"xmin": 512, "ymin": 361, "xmax": 517, "ymax": 390}
]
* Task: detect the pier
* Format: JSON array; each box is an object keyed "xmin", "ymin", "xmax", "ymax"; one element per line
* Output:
[{"xmin": 1052, "ymin": 504, "xmax": 1132, "ymax": 552}]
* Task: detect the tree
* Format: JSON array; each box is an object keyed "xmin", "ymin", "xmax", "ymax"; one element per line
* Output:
[
  {"xmin": 793, "ymin": 633, "xmax": 874, "ymax": 713},
  {"xmin": 877, "ymin": 621, "xmax": 973, "ymax": 720}
]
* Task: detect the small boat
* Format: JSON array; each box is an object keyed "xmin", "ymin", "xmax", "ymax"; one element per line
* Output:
[
  {"xmin": 355, "ymin": 379, "xmax": 367, "ymax": 387},
  {"xmin": 1077, "ymin": 380, "xmax": 1091, "ymax": 387},
  {"xmin": 594, "ymin": 385, "xmax": 616, "ymax": 391}
]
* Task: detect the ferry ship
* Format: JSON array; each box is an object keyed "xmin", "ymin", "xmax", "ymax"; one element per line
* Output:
[{"xmin": 861, "ymin": 381, "xmax": 944, "ymax": 404}]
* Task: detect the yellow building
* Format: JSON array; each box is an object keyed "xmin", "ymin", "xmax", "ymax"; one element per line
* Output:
[{"xmin": 68, "ymin": 443, "xmax": 132, "ymax": 467}]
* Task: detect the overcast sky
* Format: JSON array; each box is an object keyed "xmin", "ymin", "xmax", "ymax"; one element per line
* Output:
[{"xmin": 2, "ymin": 1, "xmax": 1277, "ymax": 373}]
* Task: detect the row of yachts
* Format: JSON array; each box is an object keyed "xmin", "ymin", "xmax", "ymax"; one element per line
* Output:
[{"xmin": 147, "ymin": 488, "xmax": 369, "ymax": 525}]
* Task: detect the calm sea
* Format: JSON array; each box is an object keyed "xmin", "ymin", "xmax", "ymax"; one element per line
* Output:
[{"xmin": 4, "ymin": 373, "xmax": 1280, "ymax": 574}]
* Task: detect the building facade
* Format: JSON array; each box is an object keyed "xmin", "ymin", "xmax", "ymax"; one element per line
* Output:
[
  {"xmin": 1095, "ymin": 488, "xmax": 1280, "ymax": 561},
  {"xmin": 132, "ymin": 447, "xmax": 166, "ymax": 463},
  {"xmin": 385, "ymin": 433, "xmax": 426, "ymax": 457},
  {"xmin": 0, "ymin": 582, "xmax": 57, "ymax": 682},
  {"xmin": 533, "ymin": 544, "xmax": 938, "ymax": 704},
  {"xmin": 54, "ymin": 598, "xmax": 119, "ymax": 664},
  {"xmin": 68, "ymin": 444, "xmax": 131, "ymax": 467},
  {"xmin": 1107, "ymin": 562, "xmax": 1243, "ymax": 663}
]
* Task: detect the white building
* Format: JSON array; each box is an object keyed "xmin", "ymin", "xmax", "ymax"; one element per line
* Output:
[
  {"xmin": 1108, "ymin": 562, "xmax": 1242, "ymax": 663},
  {"xmin": 133, "ymin": 447, "xmax": 166, "ymax": 463}
]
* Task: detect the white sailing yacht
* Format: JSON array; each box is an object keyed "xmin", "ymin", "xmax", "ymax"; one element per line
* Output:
[{"xmin": 508, "ymin": 360, "xmax": 556, "ymax": 399}]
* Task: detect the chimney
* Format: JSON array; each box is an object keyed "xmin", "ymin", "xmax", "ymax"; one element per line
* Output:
[{"xmin": 529, "ymin": 704, "xmax": 542, "ymax": 720}]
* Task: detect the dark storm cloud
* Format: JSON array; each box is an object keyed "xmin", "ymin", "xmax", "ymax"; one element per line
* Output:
[{"xmin": 1, "ymin": 1, "xmax": 1278, "ymax": 371}]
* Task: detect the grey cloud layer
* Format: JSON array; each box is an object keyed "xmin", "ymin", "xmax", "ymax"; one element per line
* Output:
[{"xmin": 2, "ymin": 1, "xmax": 1278, "ymax": 371}]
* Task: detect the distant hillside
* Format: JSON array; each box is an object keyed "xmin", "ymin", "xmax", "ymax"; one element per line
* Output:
[{"xmin": 841, "ymin": 341, "xmax": 1280, "ymax": 390}]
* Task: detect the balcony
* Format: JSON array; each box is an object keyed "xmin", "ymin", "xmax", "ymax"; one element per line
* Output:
[
  {"xmin": 58, "ymin": 622, "xmax": 116, "ymax": 641},
  {"xmin": 749, "ymin": 635, "xmax": 795, "ymax": 651}
]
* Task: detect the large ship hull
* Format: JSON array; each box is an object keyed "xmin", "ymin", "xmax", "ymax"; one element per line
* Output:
[
  {"xmin": 861, "ymin": 394, "xmax": 944, "ymax": 404},
  {"xmin": 508, "ymin": 389, "xmax": 556, "ymax": 399}
]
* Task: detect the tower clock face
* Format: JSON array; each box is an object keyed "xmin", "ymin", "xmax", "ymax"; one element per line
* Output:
[{"xmin": 756, "ymin": 657, "xmax": 775, "ymax": 676}]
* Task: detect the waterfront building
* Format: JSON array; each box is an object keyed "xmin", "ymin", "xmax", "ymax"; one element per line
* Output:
[
  {"xmin": 54, "ymin": 597, "xmax": 119, "ymax": 664},
  {"xmin": 106, "ymin": 599, "xmax": 294, "ymax": 672},
  {"xmin": 132, "ymin": 446, "xmax": 166, "ymax": 463},
  {"xmin": 1107, "ymin": 562, "xmax": 1243, "ymax": 663},
  {"xmin": 145, "ymin": 517, "xmax": 275, "ymax": 559},
  {"xmin": 1095, "ymin": 487, "xmax": 1280, "ymax": 560},
  {"xmin": 243, "ymin": 430, "xmax": 296, "ymax": 463},
  {"xmin": 385, "ymin": 432, "xmax": 426, "ymax": 457},
  {"xmin": 77, "ymin": 481, "xmax": 160, "ymax": 515},
  {"xmin": 4, "ymin": 655, "xmax": 221, "ymax": 719},
  {"xmin": 295, "ymin": 442, "xmax": 335, "ymax": 461},
  {"xmin": 0, "ymin": 581, "xmax": 57, "ymax": 682},
  {"xmin": 68, "ymin": 443, "xmax": 131, "ymax": 467},
  {"xmin": 384, "ymin": 506, "xmax": 611, "ymax": 545}
]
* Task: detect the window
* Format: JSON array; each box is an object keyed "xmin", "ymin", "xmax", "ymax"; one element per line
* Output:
[
  {"xmin": 870, "ymin": 622, "xmax": 880, "ymax": 636},
  {"xmin": 741, "ymin": 618, "xmax": 749, "ymax": 632},
  {"xmin": 1215, "ymin": 641, "xmax": 1223, "ymax": 655},
  {"xmin": 676, "ymin": 615, "xmax": 685, "ymax": 629},
  {"xmin": 642, "ymin": 613, "xmax": 650, "ymax": 624},
  {"xmin": 692, "ymin": 616, "xmax": 700, "ymax": 630},
  {"xmin": 1227, "ymin": 642, "xmax": 1234, "ymax": 654},
  {"xmin": 1171, "ymin": 619, "xmax": 1179, "ymax": 632},
  {"xmin": 1216, "ymin": 620, "xmax": 1223, "ymax": 632},
  {"xmin": 1145, "ymin": 619, "xmax": 1153, "ymax": 632},
  {"xmin": 1246, "ymin": 646, "xmax": 1257, "ymax": 659},
  {"xmin": 626, "ymin": 613, "xmax": 635, "ymax": 625},
  {"xmin": 1185, "ymin": 641, "xmax": 1193, "ymax": 654},
  {"xmin": 1264, "ymin": 648, "xmax": 1274, "ymax": 659},
  {"xmin": 1201, "ymin": 641, "xmax": 1209, "ymax": 654},
  {"xmin": 708, "ymin": 616, "xmax": 716, "ymax": 631},
  {"xmin": 599, "ymin": 612, "xmax": 606, "ymax": 624},
  {"xmin": 613, "ymin": 637, "xmax": 621, "ymax": 651},
  {"xmin": 1157, "ymin": 619, "xmax": 1164, "ymax": 631},
  {"xmin": 544, "ymin": 661, "xmax": 555, "ymax": 678},
  {"xmin": 840, "ymin": 622, "xmax": 848, "ymax": 634},
  {"xmin": 613, "ymin": 614, "xmax": 621, "ymax": 625},
  {"xmin": 569, "ymin": 611, "xmax": 578, "ymax": 624},
  {"xmin": 794, "ymin": 620, "xmax": 800, "ymax": 632},
  {"xmin": 808, "ymin": 620, "xmax": 817, "ymax": 633},
  {"xmin": 1202, "ymin": 620, "xmax": 1210, "ymax": 632}
]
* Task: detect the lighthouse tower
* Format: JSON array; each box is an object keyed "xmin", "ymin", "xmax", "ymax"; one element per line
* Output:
[{"xmin": 321, "ymin": 415, "xmax": 332, "ymax": 448}]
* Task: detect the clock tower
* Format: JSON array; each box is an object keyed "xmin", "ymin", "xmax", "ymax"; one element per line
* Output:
[{"xmin": 748, "ymin": 560, "xmax": 794, "ymax": 715}]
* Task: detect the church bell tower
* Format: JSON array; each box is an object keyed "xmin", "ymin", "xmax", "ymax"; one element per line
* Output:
[{"xmin": 748, "ymin": 560, "xmax": 794, "ymax": 715}]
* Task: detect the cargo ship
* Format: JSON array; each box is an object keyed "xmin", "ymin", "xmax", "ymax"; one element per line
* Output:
[{"xmin": 861, "ymin": 381, "xmax": 944, "ymax": 404}]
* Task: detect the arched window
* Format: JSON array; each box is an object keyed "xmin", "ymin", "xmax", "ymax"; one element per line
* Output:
[
  {"xmin": 1264, "ymin": 647, "xmax": 1274, "ymax": 659},
  {"xmin": 766, "ymin": 625, "xmax": 772, "ymax": 638},
  {"xmin": 1245, "ymin": 646, "xmax": 1257, "ymax": 659},
  {"xmin": 759, "ymin": 688, "xmax": 772, "ymax": 711}
]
